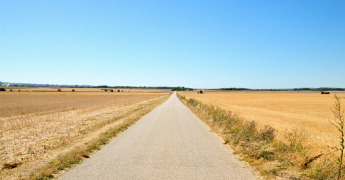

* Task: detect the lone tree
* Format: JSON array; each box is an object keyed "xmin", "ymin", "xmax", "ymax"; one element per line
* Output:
[
  {"xmin": 0, "ymin": 88, "xmax": 6, "ymax": 91},
  {"xmin": 72, "ymin": 89, "xmax": 75, "ymax": 92},
  {"xmin": 57, "ymin": 89, "xmax": 61, "ymax": 92},
  {"xmin": 110, "ymin": 89, "xmax": 114, "ymax": 92},
  {"xmin": 118, "ymin": 90, "xmax": 120, "ymax": 92}
]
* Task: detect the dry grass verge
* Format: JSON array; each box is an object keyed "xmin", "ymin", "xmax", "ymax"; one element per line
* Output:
[
  {"xmin": 178, "ymin": 94, "xmax": 342, "ymax": 179},
  {"xmin": 0, "ymin": 94, "xmax": 170, "ymax": 180}
]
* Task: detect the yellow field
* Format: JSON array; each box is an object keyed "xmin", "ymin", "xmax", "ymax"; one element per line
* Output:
[
  {"xmin": 179, "ymin": 91, "xmax": 345, "ymax": 154},
  {"xmin": 0, "ymin": 89, "xmax": 170, "ymax": 174}
]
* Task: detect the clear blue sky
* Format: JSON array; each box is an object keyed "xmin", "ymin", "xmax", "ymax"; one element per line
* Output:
[{"xmin": 1, "ymin": 0, "xmax": 344, "ymax": 89}]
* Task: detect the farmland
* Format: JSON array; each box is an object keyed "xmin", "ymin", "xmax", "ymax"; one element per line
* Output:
[
  {"xmin": 179, "ymin": 91, "xmax": 345, "ymax": 156},
  {"xmin": 0, "ymin": 88, "xmax": 170, "ymax": 179}
]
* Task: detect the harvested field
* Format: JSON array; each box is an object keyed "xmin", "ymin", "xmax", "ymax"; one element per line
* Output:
[
  {"xmin": 179, "ymin": 91, "xmax": 345, "ymax": 155},
  {"xmin": 0, "ymin": 89, "xmax": 170, "ymax": 178}
]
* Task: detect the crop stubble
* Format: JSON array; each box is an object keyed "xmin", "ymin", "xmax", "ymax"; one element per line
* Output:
[
  {"xmin": 179, "ymin": 91, "xmax": 345, "ymax": 155},
  {"xmin": 0, "ymin": 89, "xmax": 169, "ymax": 174}
]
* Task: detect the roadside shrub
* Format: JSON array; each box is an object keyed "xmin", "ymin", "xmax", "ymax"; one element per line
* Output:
[
  {"xmin": 256, "ymin": 125, "xmax": 275, "ymax": 141},
  {"xmin": 0, "ymin": 88, "xmax": 6, "ymax": 91},
  {"xmin": 72, "ymin": 89, "xmax": 75, "ymax": 92},
  {"xmin": 110, "ymin": 89, "xmax": 113, "ymax": 92},
  {"xmin": 57, "ymin": 89, "xmax": 61, "ymax": 92},
  {"xmin": 259, "ymin": 150, "xmax": 275, "ymax": 160},
  {"xmin": 118, "ymin": 90, "xmax": 120, "ymax": 92},
  {"xmin": 10, "ymin": 89, "xmax": 12, "ymax": 92},
  {"xmin": 238, "ymin": 121, "xmax": 256, "ymax": 141},
  {"xmin": 104, "ymin": 89, "xmax": 107, "ymax": 92},
  {"xmin": 284, "ymin": 131, "xmax": 306, "ymax": 154},
  {"xmin": 306, "ymin": 152, "xmax": 338, "ymax": 179}
]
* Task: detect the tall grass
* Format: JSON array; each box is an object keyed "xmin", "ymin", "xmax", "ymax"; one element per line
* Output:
[{"xmin": 178, "ymin": 94, "xmax": 341, "ymax": 179}]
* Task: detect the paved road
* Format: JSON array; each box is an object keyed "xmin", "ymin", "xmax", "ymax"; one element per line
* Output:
[{"xmin": 59, "ymin": 93, "xmax": 255, "ymax": 180}]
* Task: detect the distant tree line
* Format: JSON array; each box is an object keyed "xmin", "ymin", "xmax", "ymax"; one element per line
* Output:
[
  {"xmin": 315, "ymin": 88, "xmax": 345, "ymax": 91},
  {"xmin": 109, "ymin": 86, "xmax": 173, "ymax": 89},
  {"xmin": 97, "ymin": 85, "xmax": 181, "ymax": 89},
  {"xmin": 217, "ymin": 88, "xmax": 250, "ymax": 91},
  {"xmin": 210, "ymin": 87, "xmax": 345, "ymax": 91},
  {"xmin": 171, "ymin": 87, "xmax": 194, "ymax": 91}
]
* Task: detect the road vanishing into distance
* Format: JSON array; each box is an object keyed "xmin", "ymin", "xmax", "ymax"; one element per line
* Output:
[{"xmin": 59, "ymin": 93, "xmax": 255, "ymax": 180}]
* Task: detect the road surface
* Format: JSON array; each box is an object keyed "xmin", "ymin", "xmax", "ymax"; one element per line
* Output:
[{"xmin": 59, "ymin": 92, "xmax": 255, "ymax": 180}]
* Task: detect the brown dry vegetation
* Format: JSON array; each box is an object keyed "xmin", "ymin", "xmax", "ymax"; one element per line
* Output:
[
  {"xmin": 0, "ymin": 89, "xmax": 170, "ymax": 179},
  {"xmin": 179, "ymin": 91, "xmax": 345, "ymax": 179}
]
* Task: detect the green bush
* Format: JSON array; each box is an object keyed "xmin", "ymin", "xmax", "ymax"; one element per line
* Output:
[
  {"xmin": 57, "ymin": 89, "xmax": 61, "ymax": 92},
  {"xmin": 72, "ymin": 89, "xmax": 75, "ymax": 92},
  {"xmin": 110, "ymin": 89, "xmax": 114, "ymax": 92},
  {"xmin": 0, "ymin": 88, "xmax": 5, "ymax": 91}
]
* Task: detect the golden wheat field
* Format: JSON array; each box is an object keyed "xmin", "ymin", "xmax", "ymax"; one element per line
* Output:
[
  {"xmin": 0, "ymin": 88, "xmax": 170, "ymax": 175},
  {"xmin": 179, "ymin": 91, "xmax": 345, "ymax": 155}
]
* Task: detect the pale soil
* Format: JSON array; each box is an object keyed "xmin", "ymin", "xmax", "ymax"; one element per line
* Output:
[
  {"xmin": 0, "ymin": 91, "xmax": 170, "ymax": 175},
  {"xmin": 179, "ymin": 91, "xmax": 345, "ymax": 155}
]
